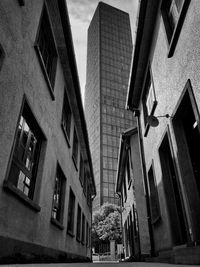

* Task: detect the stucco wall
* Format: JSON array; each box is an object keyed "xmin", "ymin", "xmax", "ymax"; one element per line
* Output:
[{"xmin": 140, "ymin": 0, "xmax": 200, "ymax": 252}]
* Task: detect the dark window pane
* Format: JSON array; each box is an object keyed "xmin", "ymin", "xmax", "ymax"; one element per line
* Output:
[
  {"xmin": 67, "ymin": 188, "xmax": 76, "ymax": 234},
  {"xmin": 7, "ymin": 104, "xmax": 43, "ymax": 200},
  {"xmin": 51, "ymin": 165, "xmax": 66, "ymax": 223}
]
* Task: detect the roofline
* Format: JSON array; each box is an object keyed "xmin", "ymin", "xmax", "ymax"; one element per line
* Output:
[
  {"xmin": 58, "ymin": 0, "xmax": 96, "ymax": 196},
  {"xmin": 126, "ymin": 0, "xmax": 161, "ymax": 111}
]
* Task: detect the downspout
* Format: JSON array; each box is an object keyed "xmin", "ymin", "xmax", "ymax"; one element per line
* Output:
[{"xmin": 135, "ymin": 110, "xmax": 155, "ymax": 257}]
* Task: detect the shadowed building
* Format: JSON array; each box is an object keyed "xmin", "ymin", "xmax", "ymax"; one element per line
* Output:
[
  {"xmin": 85, "ymin": 2, "xmax": 136, "ymax": 210},
  {"xmin": 0, "ymin": 0, "xmax": 95, "ymax": 263},
  {"xmin": 116, "ymin": 127, "xmax": 150, "ymax": 260},
  {"xmin": 127, "ymin": 0, "xmax": 200, "ymax": 264}
]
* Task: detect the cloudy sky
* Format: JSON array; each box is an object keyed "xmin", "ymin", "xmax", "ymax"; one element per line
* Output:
[{"xmin": 67, "ymin": 0, "xmax": 139, "ymax": 101}]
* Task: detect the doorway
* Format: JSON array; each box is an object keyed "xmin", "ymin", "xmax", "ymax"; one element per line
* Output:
[
  {"xmin": 159, "ymin": 133, "xmax": 188, "ymax": 246},
  {"xmin": 172, "ymin": 81, "xmax": 200, "ymax": 241}
]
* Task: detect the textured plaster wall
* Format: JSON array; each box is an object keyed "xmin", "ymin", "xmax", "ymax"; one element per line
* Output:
[
  {"xmin": 140, "ymin": 0, "xmax": 200, "ymax": 251},
  {"xmin": 0, "ymin": 0, "xmax": 91, "ymax": 260}
]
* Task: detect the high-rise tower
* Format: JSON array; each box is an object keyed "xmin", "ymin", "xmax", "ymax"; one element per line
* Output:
[{"xmin": 85, "ymin": 2, "xmax": 135, "ymax": 210}]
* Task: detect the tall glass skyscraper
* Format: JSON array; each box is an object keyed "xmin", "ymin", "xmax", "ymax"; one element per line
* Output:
[{"xmin": 85, "ymin": 2, "xmax": 135, "ymax": 210}]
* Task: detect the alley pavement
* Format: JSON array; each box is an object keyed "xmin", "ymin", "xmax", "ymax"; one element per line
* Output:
[{"xmin": 1, "ymin": 262, "xmax": 199, "ymax": 267}]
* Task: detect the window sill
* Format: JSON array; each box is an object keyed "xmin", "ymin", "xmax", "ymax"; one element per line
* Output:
[
  {"xmin": 67, "ymin": 229, "xmax": 75, "ymax": 238},
  {"xmin": 61, "ymin": 123, "xmax": 71, "ymax": 148},
  {"xmin": 34, "ymin": 45, "xmax": 55, "ymax": 101},
  {"xmin": 167, "ymin": 0, "xmax": 191, "ymax": 58},
  {"xmin": 3, "ymin": 180, "xmax": 41, "ymax": 212},
  {"xmin": 51, "ymin": 217, "xmax": 64, "ymax": 230},
  {"xmin": 72, "ymin": 156, "xmax": 78, "ymax": 172}
]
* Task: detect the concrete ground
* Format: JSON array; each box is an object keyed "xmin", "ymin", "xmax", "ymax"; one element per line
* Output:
[{"xmin": 1, "ymin": 262, "xmax": 200, "ymax": 267}]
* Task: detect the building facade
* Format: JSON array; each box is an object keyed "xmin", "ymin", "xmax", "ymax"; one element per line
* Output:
[
  {"xmin": 116, "ymin": 127, "xmax": 150, "ymax": 260},
  {"xmin": 0, "ymin": 0, "xmax": 95, "ymax": 263},
  {"xmin": 85, "ymin": 2, "xmax": 135, "ymax": 210},
  {"xmin": 127, "ymin": 0, "xmax": 200, "ymax": 264}
]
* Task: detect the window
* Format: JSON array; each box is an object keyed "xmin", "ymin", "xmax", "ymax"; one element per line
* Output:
[
  {"xmin": 5, "ymin": 99, "xmax": 44, "ymax": 210},
  {"xmin": 79, "ymin": 155, "xmax": 84, "ymax": 186},
  {"xmin": 61, "ymin": 91, "xmax": 72, "ymax": 145},
  {"xmin": 81, "ymin": 213, "xmax": 85, "ymax": 244},
  {"xmin": 86, "ymin": 221, "xmax": 89, "ymax": 247},
  {"xmin": 126, "ymin": 155, "xmax": 131, "ymax": 188},
  {"xmin": 148, "ymin": 164, "xmax": 160, "ymax": 224},
  {"xmin": 142, "ymin": 68, "xmax": 157, "ymax": 137},
  {"xmin": 18, "ymin": 0, "xmax": 25, "ymax": 6},
  {"xmin": 0, "ymin": 43, "xmax": 5, "ymax": 72},
  {"xmin": 67, "ymin": 188, "xmax": 76, "ymax": 236},
  {"xmin": 51, "ymin": 164, "xmax": 66, "ymax": 228},
  {"xmin": 161, "ymin": 0, "xmax": 191, "ymax": 57},
  {"xmin": 87, "ymin": 182, "xmax": 91, "ymax": 207},
  {"xmin": 123, "ymin": 174, "xmax": 127, "ymax": 202},
  {"xmin": 72, "ymin": 128, "xmax": 78, "ymax": 168},
  {"xmin": 35, "ymin": 4, "xmax": 58, "ymax": 98},
  {"xmin": 76, "ymin": 204, "xmax": 82, "ymax": 242},
  {"xmin": 83, "ymin": 169, "xmax": 87, "ymax": 196}
]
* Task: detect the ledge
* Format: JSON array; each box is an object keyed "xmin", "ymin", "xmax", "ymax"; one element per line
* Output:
[
  {"xmin": 50, "ymin": 217, "xmax": 64, "ymax": 230},
  {"xmin": 3, "ymin": 180, "xmax": 41, "ymax": 212}
]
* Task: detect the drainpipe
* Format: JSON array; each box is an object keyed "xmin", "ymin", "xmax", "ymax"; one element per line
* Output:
[{"xmin": 135, "ymin": 111, "xmax": 155, "ymax": 257}]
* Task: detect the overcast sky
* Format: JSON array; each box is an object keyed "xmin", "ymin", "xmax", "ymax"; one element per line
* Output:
[{"xmin": 67, "ymin": 0, "xmax": 139, "ymax": 101}]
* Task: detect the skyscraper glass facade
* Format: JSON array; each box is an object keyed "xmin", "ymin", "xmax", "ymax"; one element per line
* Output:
[{"xmin": 85, "ymin": 2, "xmax": 135, "ymax": 209}]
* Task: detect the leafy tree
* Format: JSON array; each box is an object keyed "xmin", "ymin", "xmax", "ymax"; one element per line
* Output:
[{"xmin": 92, "ymin": 202, "xmax": 122, "ymax": 245}]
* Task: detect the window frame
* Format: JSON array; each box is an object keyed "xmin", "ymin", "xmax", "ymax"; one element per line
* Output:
[
  {"xmin": 3, "ymin": 96, "xmax": 46, "ymax": 212},
  {"xmin": 61, "ymin": 89, "xmax": 72, "ymax": 147},
  {"xmin": 34, "ymin": 3, "xmax": 58, "ymax": 100},
  {"xmin": 0, "ymin": 43, "xmax": 5, "ymax": 72},
  {"xmin": 67, "ymin": 187, "xmax": 76, "ymax": 237},
  {"xmin": 81, "ymin": 213, "xmax": 85, "ymax": 245},
  {"xmin": 142, "ymin": 67, "xmax": 157, "ymax": 137},
  {"xmin": 161, "ymin": 0, "xmax": 191, "ymax": 57},
  {"xmin": 51, "ymin": 163, "xmax": 66, "ymax": 230},
  {"xmin": 79, "ymin": 155, "xmax": 84, "ymax": 187},
  {"xmin": 76, "ymin": 204, "xmax": 82, "ymax": 242},
  {"xmin": 72, "ymin": 128, "xmax": 79, "ymax": 170},
  {"xmin": 147, "ymin": 162, "xmax": 161, "ymax": 224}
]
